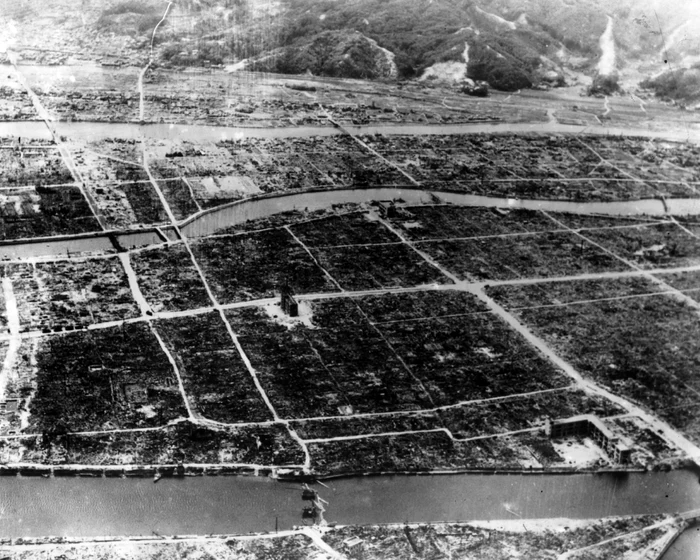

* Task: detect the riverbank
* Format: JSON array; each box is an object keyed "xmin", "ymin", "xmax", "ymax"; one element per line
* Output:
[
  {"xmin": 4, "ymin": 186, "xmax": 700, "ymax": 261},
  {"xmin": 0, "ymin": 514, "xmax": 684, "ymax": 560},
  {"xmin": 0, "ymin": 460, "xmax": 674, "ymax": 479}
]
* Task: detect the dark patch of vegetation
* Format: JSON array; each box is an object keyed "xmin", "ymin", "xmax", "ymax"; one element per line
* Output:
[
  {"xmin": 640, "ymin": 66, "xmax": 700, "ymax": 105},
  {"xmin": 119, "ymin": 182, "xmax": 168, "ymax": 224},
  {"xmin": 256, "ymin": 30, "xmax": 395, "ymax": 80},
  {"xmin": 467, "ymin": 36, "xmax": 535, "ymax": 91},
  {"xmin": 589, "ymin": 73, "xmax": 621, "ymax": 96},
  {"xmin": 157, "ymin": 179, "xmax": 199, "ymax": 220},
  {"xmin": 97, "ymin": 1, "xmax": 166, "ymax": 37},
  {"xmin": 101, "ymin": 1, "xmax": 159, "ymax": 16}
]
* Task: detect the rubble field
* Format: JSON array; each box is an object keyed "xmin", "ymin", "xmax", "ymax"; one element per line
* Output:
[
  {"xmin": 26, "ymin": 322, "xmax": 187, "ymax": 435},
  {"xmin": 191, "ymin": 228, "xmax": 339, "ymax": 304},
  {"xmin": 0, "ymin": 205, "xmax": 692, "ymax": 472},
  {"xmin": 0, "ymin": 514, "xmax": 680, "ymax": 560},
  {"xmin": 38, "ymin": 131, "xmax": 700, "ymax": 235},
  {"xmin": 14, "ymin": 422, "xmax": 304, "ymax": 468},
  {"xmin": 2, "ymin": 258, "xmax": 139, "ymax": 333},
  {"xmin": 155, "ymin": 312, "xmax": 273, "ymax": 424},
  {"xmin": 129, "ymin": 244, "xmax": 211, "ymax": 312},
  {"xmin": 488, "ymin": 277, "xmax": 700, "ymax": 447}
]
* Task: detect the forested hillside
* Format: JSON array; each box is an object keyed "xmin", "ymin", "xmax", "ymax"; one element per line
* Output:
[{"xmin": 3, "ymin": 0, "xmax": 699, "ymax": 100}]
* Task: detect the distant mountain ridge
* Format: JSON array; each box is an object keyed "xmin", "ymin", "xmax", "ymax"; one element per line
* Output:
[{"xmin": 44, "ymin": 0, "xmax": 700, "ymax": 101}]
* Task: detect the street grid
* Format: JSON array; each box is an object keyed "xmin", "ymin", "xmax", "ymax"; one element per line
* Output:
[
  {"xmin": 1, "ymin": 20, "xmax": 699, "ymax": 470},
  {"xmin": 2, "ymin": 201, "xmax": 700, "ymax": 469}
]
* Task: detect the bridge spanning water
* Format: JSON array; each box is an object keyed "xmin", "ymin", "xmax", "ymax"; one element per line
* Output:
[{"xmin": 0, "ymin": 469, "xmax": 698, "ymax": 541}]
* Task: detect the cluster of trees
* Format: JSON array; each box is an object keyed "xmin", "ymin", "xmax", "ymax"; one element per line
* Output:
[
  {"xmin": 253, "ymin": 30, "xmax": 395, "ymax": 80},
  {"xmin": 96, "ymin": 1, "xmax": 166, "ymax": 36},
  {"xmin": 257, "ymin": 0, "xmax": 564, "ymax": 90},
  {"xmin": 160, "ymin": 41, "xmax": 227, "ymax": 66},
  {"xmin": 100, "ymin": 0, "xmax": 638, "ymax": 93},
  {"xmin": 589, "ymin": 73, "xmax": 621, "ymax": 96},
  {"xmin": 640, "ymin": 66, "xmax": 700, "ymax": 105}
]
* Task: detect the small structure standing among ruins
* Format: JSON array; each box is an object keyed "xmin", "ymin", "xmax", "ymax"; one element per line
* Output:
[
  {"xmin": 280, "ymin": 283, "xmax": 299, "ymax": 317},
  {"xmin": 377, "ymin": 200, "xmax": 398, "ymax": 219},
  {"xmin": 550, "ymin": 415, "xmax": 632, "ymax": 464}
]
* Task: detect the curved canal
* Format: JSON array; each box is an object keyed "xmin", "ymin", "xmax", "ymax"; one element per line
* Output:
[{"xmin": 3, "ymin": 187, "xmax": 700, "ymax": 260}]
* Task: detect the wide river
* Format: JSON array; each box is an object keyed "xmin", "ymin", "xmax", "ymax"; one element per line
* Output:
[
  {"xmin": 1, "ymin": 117, "xmax": 699, "ymax": 145},
  {"xmin": 0, "ymin": 470, "xmax": 698, "ymax": 540}
]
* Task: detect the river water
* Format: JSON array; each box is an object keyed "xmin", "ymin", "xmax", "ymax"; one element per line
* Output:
[
  {"xmin": 4, "ymin": 188, "xmax": 700, "ymax": 260},
  {"xmin": 1, "ymin": 119, "xmax": 698, "ymax": 145},
  {"xmin": 182, "ymin": 188, "xmax": 700, "ymax": 239},
  {"xmin": 665, "ymin": 525, "xmax": 700, "ymax": 560},
  {"xmin": 0, "ymin": 470, "xmax": 698, "ymax": 540}
]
